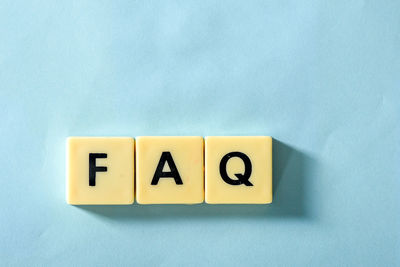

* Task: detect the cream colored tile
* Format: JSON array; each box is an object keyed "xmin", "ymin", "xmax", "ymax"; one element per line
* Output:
[
  {"xmin": 136, "ymin": 136, "xmax": 204, "ymax": 204},
  {"xmin": 66, "ymin": 137, "xmax": 134, "ymax": 205},
  {"xmin": 205, "ymin": 136, "xmax": 272, "ymax": 204}
]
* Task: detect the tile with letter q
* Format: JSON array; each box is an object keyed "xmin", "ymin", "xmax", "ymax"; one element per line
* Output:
[
  {"xmin": 136, "ymin": 136, "xmax": 204, "ymax": 204},
  {"xmin": 205, "ymin": 136, "xmax": 272, "ymax": 204},
  {"xmin": 66, "ymin": 137, "xmax": 134, "ymax": 205}
]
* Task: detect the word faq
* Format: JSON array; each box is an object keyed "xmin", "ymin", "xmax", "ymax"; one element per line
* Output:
[{"xmin": 66, "ymin": 136, "xmax": 272, "ymax": 205}]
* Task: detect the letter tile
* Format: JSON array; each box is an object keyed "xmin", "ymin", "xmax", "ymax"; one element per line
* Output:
[
  {"xmin": 66, "ymin": 137, "xmax": 134, "ymax": 205},
  {"xmin": 205, "ymin": 136, "xmax": 272, "ymax": 204},
  {"xmin": 136, "ymin": 136, "xmax": 204, "ymax": 204}
]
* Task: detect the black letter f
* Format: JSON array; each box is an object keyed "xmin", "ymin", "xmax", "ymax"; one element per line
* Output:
[{"xmin": 89, "ymin": 153, "xmax": 107, "ymax": 186}]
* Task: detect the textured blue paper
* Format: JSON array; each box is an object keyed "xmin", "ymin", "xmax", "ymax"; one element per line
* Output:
[{"xmin": 1, "ymin": 1, "xmax": 399, "ymax": 266}]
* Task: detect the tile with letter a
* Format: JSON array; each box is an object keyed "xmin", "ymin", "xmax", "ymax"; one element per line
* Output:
[{"xmin": 136, "ymin": 136, "xmax": 204, "ymax": 204}]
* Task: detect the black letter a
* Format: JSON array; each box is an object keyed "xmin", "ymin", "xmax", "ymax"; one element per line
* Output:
[{"xmin": 151, "ymin": 152, "xmax": 183, "ymax": 185}]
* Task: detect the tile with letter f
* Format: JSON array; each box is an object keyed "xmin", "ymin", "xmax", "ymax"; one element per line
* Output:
[{"xmin": 66, "ymin": 137, "xmax": 134, "ymax": 205}]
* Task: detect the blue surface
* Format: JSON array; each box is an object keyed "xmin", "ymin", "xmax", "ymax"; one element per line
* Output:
[{"xmin": 1, "ymin": 1, "xmax": 399, "ymax": 266}]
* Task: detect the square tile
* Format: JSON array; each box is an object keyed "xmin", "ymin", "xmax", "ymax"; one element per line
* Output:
[
  {"xmin": 136, "ymin": 136, "xmax": 204, "ymax": 204},
  {"xmin": 205, "ymin": 136, "xmax": 272, "ymax": 204},
  {"xmin": 66, "ymin": 137, "xmax": 134, "ymax": 205}
]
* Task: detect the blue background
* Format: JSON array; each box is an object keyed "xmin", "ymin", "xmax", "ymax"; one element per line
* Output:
[{"xmin": 1, "ymin": 1, "xmax": 399, "ymax": 266}]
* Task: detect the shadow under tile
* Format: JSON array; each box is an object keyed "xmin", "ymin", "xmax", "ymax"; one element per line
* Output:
[{"xmin": 75, "ymin": 139, "xmax": 316, "ymax": 221}]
